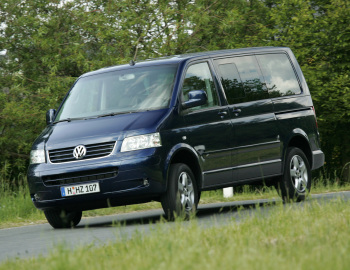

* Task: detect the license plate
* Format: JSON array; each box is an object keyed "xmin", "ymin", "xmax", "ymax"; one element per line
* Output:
[{"xmin": 60, "ymin": 182, "xmax": 100, "ymax": 197}]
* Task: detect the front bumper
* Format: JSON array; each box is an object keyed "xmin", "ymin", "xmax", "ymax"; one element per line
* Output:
[{"xmin": 27, "ymin": 151, "xmax": 165, "ymax": 211}]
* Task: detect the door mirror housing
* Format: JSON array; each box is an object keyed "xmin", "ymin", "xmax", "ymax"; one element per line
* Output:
[
  {"xmin": 182, "ymin": 90, "xmax": 207, "ymax": 109},
  {"xmin": 46, "ymin": 109, "xmax": 56, "ymax": 125}
]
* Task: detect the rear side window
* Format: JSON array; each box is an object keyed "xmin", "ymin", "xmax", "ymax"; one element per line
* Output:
[
  {"xmin": 256, "ymin": 54, "xmax": 301, "ymax": 97},
  {"xmin": 218, "ymin": 63, "xmax": 245, "ymax": 103},
  {"xmin": 215, "ymin": 56, "xmax": 268, "ymax": 104},
  {"xmin": 182, "ymin": 62, "xmax": 219, "ymax": 111}
]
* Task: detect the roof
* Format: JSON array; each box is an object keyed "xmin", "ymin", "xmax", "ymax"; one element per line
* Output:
[{"xmin": 81, "ymin": 46, "xmax": 289, "ymax": 77}]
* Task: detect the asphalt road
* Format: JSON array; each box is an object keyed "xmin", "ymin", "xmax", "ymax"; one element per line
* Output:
[{"xmin": 1, "ymin": 191, "xmax": 349, "ymax": 262}]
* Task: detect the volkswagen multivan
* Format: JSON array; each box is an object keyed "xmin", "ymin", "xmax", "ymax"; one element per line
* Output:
[{"xmin": 27, "ymin": 47, "xmax": 324, "ymax": 228}]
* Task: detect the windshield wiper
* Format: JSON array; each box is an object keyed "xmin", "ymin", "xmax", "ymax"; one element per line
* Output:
[
  {"xmin": 97, "ymin": 111, "xmax": 134, "ymax": 118},
  {"xmin": 54, "ymin": 111, "xmax": 136, "ymax": 123},
  {"xmin": 54, "ymin": 118, "xmax": 72, "ymax": 123},
  {"xmin": 53, "ymin": 117, "xmax": 88, "ymax": 124}
]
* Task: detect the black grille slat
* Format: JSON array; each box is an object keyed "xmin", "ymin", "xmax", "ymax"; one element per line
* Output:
[
  {"xmin": 42, "ymin": 168, "xmax": 118, "ymax": 186},
  {"xmin": 91, "ymin": 145, "xmax": 113, "ymax": 149},
  {"xmin": 50, "ymin": 152, "xmax": 72, "ymax": 157},
  {"xmin": 50, "ymin": 149, "xmax": 73, "ymax": 155},
  {"xmin": 50, "ymin": 153, "xmax": 72, "ymax": 158},
  {"xmin": 48, "ymin": 142, "xmax": 116, "ymax": 163},
  {"xmin": 50, "ymin": 148, "xmax": 72, "ymax": 153},
  {"xmin": 88, "ymin": 153, "xmax": 110, "ymax": 158},
  {"xmin": 50, "ymin": 153, "xmax": 73, "ymax": 159},
  {"xmin": 51, "ymin": 156, "xmax": 76, "ymax": 162},
  {"xmin": 90, "ymin": 149, "xmax": 114, "ymax": 154}
]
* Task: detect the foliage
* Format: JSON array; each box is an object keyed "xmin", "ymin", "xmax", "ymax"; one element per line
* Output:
[
  {"xmin": 0, "ymin": 175, "xmax": 44, "ymax": 228},
  {"xmin": 0, "ymin": 0, "xmax": 349, "ymax": 181},
  {"xmin": 1, "ymin": 198, "xmax": 350, "ymax": 269}
]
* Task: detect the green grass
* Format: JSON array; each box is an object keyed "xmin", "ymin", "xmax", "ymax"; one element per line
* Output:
[
  {"xmin": 0, "ymin": 180, "xmax": 279, "ymax": 228},
  {"xmin": 1, "ymin": 197, "xmax": 350, "ymax": 269},
  {"xmin": 0, "ymin": 177, "xmax": 44, "ymax": 228},
  {"xmin": 1, "ymin": 174, "xmax": 350, "ymax": 229}
]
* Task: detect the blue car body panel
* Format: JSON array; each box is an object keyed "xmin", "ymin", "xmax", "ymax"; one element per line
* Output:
[{"xmin": 27, "ymin": 47, "xmax": 324, "ymax": 212}]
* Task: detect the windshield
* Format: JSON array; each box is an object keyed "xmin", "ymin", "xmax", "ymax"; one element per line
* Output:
[{"xmin": 55, "ymin": 64, "xmax": 178, "ymax": 121}]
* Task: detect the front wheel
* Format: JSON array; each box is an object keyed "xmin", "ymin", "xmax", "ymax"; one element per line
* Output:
[
  {"xmin": 161, "ymin": 163, "xmax": 199, "ymax": 219},
  {"xmin": 277, "ymin": 147, "xmax": 311, "ymax": 202},
  {"xmin": 44, "ymin": 209, "xmax": 82, "ymax": 229}
]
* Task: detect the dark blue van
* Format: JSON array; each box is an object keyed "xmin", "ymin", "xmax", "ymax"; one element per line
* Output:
[{"xmin": 27, "ymin": 47, "xmax": 324, "ymax": 228}]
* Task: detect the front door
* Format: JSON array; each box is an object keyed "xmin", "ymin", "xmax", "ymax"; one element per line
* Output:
[{"xmin": 181, "ymin": 61, "xmax": 232, "ymax": 188}]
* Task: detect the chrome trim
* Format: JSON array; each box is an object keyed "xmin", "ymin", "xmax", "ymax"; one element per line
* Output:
[
  {"xmin": 73, "ymin": 145, "xmax": 87, "ymax": 160},
  {"xmin": 47, "ymin": 141, "xmax": 117, "ymax": 164},
  {"xmin": 201, "ymin": 140, "xmax": 281, "ymax": 156},
  {"xmin": 204, "ymin": 159, "xmax": 282, "ymax": 175}
]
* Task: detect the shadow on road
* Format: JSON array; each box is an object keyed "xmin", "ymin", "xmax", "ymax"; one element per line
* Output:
[
  {"xmin": 197, "ymin": 200, "xmax": 278, "ymax": 218},
  {"xmin": 76, "ymin": 199, "xmax": 279, "ymax": 229}
]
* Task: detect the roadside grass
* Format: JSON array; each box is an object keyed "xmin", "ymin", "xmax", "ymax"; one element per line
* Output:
[
  {"xmin": 1, "ymin": 197, "xmax": 350, "ymax": 269},
  {"xmin": 0, "ymin": 177, "xmax": 44, "ymax": 228},
  {"xmin": 1, "ymin": 174, "xmax": 350, "ymax": 229}
]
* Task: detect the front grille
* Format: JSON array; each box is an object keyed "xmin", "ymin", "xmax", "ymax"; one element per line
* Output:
[
  {"xmin": 48, "ymin": 141, "xmax": 116, "ymax": 163},
  {"xmin": 42, "ymin": 168, "xmax": 118, "ymax": 186}
]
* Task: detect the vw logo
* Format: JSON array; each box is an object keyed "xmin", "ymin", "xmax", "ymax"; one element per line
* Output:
[{"xmin": 73, "ymin": 145, "xmax": 87, "ymax": 160}]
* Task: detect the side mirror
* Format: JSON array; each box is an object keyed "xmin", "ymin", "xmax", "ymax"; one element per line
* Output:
[
  {"xmin": 46, "ymin": 109, "xmax": 56, "ymax": 125},
  {"xmin": 182, "ymin": 90, "xmax": 207, "ymax": 109}
]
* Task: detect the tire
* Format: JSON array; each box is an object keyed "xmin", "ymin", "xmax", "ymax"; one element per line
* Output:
[
  {"xmin": 161, "ymin": 163, "xmax": 199, "ymax": 219},
  {"xmin": 277, "ymin": 147, "xmax": 311, "ymax": 202},
  {"xmin": 44, "ymin": 209, "xmax": 82, "ymax": 229}
]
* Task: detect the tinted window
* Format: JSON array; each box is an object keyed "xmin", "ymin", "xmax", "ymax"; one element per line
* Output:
[
  {"xmin": 182, "ymin": 62, "xmax": 219, "ymax": 111},
  {"xmin": 218, "ymin": 63, "xmax": 245, "ymax": 103},
  {"xmin": 256, "ymin": 54, "xmax": 301, "ymax": 97},
  {"xmin": 216, "ymin": 56, "xmax": 268, "ymax": 104}
]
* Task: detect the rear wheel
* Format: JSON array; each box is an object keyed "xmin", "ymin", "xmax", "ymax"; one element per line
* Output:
[
  {"xmin": 161, "ymin": 163, "xmax": 199, "ymax": 219},
  {"xmin": 44, "ymin": 209, "xmax": 82, "ymax": 229},
  {"xmin": 277, "ymin": 147, "xmax": 311, "ymax": 202}
]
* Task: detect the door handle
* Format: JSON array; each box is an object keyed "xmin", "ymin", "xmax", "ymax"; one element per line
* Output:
[
  {"xmin": 232, "ymin": 108, "xmax": 241, "ymax": 116},
  {"xmin": 218, "ymin": 111, "xmax": 228, "ymax": 119}
]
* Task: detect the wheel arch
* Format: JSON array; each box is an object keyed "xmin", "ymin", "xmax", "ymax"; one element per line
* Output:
[
  {"xmin": 284, "ymin": 129, "xmax": 313, "ymax": 172},
  {"xmin": 164, "ymin": 144, "xmax": 203, "ymax": 193}
]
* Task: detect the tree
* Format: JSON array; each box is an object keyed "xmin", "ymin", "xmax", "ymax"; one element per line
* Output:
[
  {"xmin": 0, "ymin": 0, "xmax": 195, "ymax": 179},
  {"xmin": 0, "ymin": 0, "xmax": 349, "ymax": 182}
]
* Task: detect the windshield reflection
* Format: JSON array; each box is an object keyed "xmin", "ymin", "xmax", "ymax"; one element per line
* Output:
[{"xmin": 55, "ymin": 64, "xmax": 178, "ymax": 121}]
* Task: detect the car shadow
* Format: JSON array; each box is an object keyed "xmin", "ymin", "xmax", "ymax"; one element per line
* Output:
[{"xmin": 76, "ymin": 199, "xmax": 279, "ymax": 229}]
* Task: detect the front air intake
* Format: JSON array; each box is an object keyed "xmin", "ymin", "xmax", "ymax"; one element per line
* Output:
[{"xmin": 42, "ymin": 167, "xmax": 118, "ymax": 186}]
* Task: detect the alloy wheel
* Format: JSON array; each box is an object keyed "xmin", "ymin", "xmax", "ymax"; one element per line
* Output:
[
  {"xmin": 178, "ymin": 172, "xmax": 195, "ymax": 211},
  {"xmin": 290, "ymin": 155, "xmax": 308, "ymax": 193}
]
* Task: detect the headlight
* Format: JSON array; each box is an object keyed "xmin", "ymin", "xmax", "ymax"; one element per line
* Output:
[
  {"xmin": 30, "ymin": 149, "xmax": 46, "ymax": 164},
  {"xmin": 121, "ymin": 133, "xmax": 162, "ymax": 152}
]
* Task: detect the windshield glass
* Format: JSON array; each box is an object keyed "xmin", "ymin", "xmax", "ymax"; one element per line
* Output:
[{"xmin": 55, "ymin": 64, "xmax": 178, "ymax": 121}]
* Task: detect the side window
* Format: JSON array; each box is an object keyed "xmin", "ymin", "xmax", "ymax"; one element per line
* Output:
[
  {"xmin": 256, "ymin": 54, "xmax": 301, "ymax": 97},
  {"xmin": 217, "ymin": 63, "xmax": 245, "ymax": 104},
  {"xmin": 216, "ymin": 56, "xmax": 268, "ymax": 104},
  {"xmin": 182, "ymin": 62, "xmax": 219, "ymax": 111}
]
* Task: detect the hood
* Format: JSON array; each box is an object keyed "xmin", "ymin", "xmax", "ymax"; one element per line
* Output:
[{"xmin": 34, "ymin": 109, "xmax": 169, "ymax": 150}]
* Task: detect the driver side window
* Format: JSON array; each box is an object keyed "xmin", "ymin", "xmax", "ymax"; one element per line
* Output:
[{"xmin": 182, "ymin": 62, "xmax": 219, "ymax": 111}]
